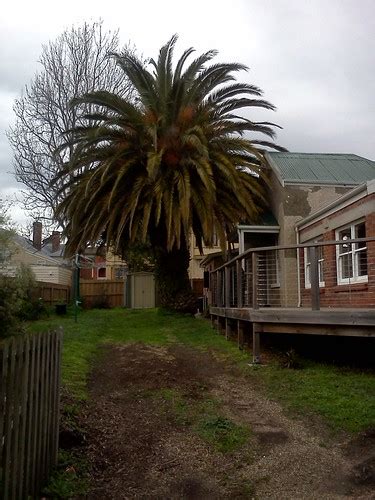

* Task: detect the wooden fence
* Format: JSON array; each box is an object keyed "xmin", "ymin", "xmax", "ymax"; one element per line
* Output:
[
  {"xmin": 0, "ymin": 329, "xmax": 63, "ymax": 499},
  {"xmin": 80, "ymin": 279, "xmax": 125, "ymax": 308},
  {"xmin": 35, "ymin": 281, "xmax": 71, "ymax": 306}
]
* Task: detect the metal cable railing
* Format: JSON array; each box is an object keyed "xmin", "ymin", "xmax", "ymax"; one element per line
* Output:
[{"xmin": 209, "ymin": 237, "xmax": 375, "ymax": 310}]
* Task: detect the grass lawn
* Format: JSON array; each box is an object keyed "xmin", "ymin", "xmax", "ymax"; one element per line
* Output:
[{"xmin": 29, "ymin": 307, "xmax": 375, "ymax": 434}]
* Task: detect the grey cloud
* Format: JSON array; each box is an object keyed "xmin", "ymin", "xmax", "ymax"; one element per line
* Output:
[{"xmin": 0, "ymin": 0, "xmax": 374, "ymax": 223}]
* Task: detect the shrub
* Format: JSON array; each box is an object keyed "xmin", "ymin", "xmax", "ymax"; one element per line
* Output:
[
  {"xmin": 0, "ymin": 275, "xmax": 22, "ymax": 337},
  {"xmin": 0, "ymin": 264, "xmax": 47, "ymax": 337}
]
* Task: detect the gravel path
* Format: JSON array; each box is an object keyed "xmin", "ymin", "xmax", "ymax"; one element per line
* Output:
[{"xmin": 82, "ymin": 343, "xmax": 374, "ymax": 499}]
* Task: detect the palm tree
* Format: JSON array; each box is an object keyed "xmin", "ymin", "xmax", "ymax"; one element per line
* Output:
[{"xmin": 55, "ymin": 35, "xmax": 285, "ymax": 312}]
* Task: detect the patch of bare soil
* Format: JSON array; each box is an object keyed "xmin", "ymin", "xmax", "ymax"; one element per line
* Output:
[{"xmin": 82, "ymin": 344, "xmax": 374, "ymax": 499}]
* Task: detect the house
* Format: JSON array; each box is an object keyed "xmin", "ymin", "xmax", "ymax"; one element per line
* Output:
[
  {"xmin": 188, "ymin": 233, "xmax": 223, "ymax": 296},
  {"xmin": 203, "ymin": 152, "xmax": 375, "ymax": 308},
  {"xmin": 2, "ymin": 222, "xmax": 72, "ymax": 286},
  {"xmin": 296, "ymin": 179, "xmax": 375, "ymax": 307},
  {"xmin": 238, "ymin": 152, "xmax": 375, "ymax": 251},
  {"xmin": 79, "ymin": 247, "xmax": 127, "ymax": 280}
]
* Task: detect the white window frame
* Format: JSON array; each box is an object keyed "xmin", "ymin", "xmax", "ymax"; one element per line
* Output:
[
  {"xmin": 304, "ymin": 240, "xmax": 325, "ymax": 289},
  {"xmin": 335, "ymin": 220, "xmax": 368, "ymax": 285}
]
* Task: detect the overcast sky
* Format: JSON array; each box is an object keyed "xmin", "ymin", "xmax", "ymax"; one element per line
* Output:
[{"xmin": 1, "ymin": 0, "xmax": 374, "ymax": 225}]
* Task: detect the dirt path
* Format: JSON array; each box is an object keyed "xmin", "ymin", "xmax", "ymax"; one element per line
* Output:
[{"xmin": 82, "ymin": 344, "xmax": 374, "ymax": 499}]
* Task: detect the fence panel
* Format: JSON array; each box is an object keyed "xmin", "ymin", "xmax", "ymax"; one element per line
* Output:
[
  {"xmin": 35, "ymin": 282, "xmax": 71, "ymax": 306},
  {"xmin": 80, "ymin": 279, "xmax": 125, "ymax": 308},
  {"xmin": 0, "ymin": 329, "xmax": 63, "ymax": 499}
]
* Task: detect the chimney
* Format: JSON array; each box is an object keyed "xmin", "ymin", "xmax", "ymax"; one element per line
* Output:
[
  {"xmin": 52, "ymin": 231, "xmax": 61, "ymax": 253},
  {"xmin": 32, "ymin": 221, "xmax": 42, "ymax": 251}
]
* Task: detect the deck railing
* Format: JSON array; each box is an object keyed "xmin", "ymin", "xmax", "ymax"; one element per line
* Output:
[{"xmin": 210, "ymin": 237, "xmax": 375, "ymax": 310}]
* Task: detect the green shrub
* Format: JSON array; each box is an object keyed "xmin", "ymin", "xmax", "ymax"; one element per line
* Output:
[
  {"xmin": 0, "ymin": 275, "xmax": 22, "ymax": 337},
  {"xmin": 15, "ymin": 264, "xmax": 45, "ymax": 320},
  {"xmin": 0, "ymin": 264, "xmax": 47, "ymax": 337}
]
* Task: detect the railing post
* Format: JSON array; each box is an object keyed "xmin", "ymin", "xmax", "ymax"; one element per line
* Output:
[
  {"xmin": 225, "ymin": 266, "xmax": 230, "ymax": 308},
  {"xmin": 217, "ymin": 270, "xmax": 222, "ymax": 307},
  {"xmin": 310, "ymin": 246, "xmax": 320, "ymax": 311},
  {"xmin": 252, "ymin": 252, "xmax": 258, "ymax": 309},
  {"xmin": 236, "ymin": 259, "xmax": 243, "ymax": 308}
]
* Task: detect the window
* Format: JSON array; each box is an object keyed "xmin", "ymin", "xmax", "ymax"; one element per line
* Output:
[
  {"xmin": 304, "ymin": 240, "xmax": 325, "ymax": 288},
  {"xmin": 197, "ymin": 229, "xmax": 219, "ymax": 248},
  {"xmin": 114, "ymin": 267, "xmax": 127, "ymax": 279},
  {"xmin": 336, "ymin": 221, "xmax": 367, "ymax": 284},
  {"xmin": 97, "ymin": 267, "xmax": 107, "ymax": 279}
]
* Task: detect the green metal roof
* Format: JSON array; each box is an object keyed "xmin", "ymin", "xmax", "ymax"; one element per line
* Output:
[{"xmin": 265, "ymin": 152, "xmax": 375, "ymax": 186}]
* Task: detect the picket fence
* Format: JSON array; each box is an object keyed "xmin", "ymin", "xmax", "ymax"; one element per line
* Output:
[{"xmin": 0, "ymin": 329, "xmax": 63, "ymax": 499}]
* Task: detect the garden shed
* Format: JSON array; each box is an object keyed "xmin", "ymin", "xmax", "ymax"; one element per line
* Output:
[{"xmin": 126, "ymin": 272, "xmax": 156, "ymax": 308}]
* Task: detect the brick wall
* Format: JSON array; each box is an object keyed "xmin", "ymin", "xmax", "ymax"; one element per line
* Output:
[{"xmin": 300, "ymin": 199, "xmax": 375, "ymax": 308}]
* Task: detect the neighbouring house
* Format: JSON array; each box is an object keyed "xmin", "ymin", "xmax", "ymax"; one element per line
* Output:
[
  {"xmin": 188, "ymin": 232, "xmax": 224, "ymax": 296},
  {"xmin": 79, "ymin": 247, "xmax": 128, "ymax": 280},
  {"xmin": 202, "ymin": 152, "xmax": 375, "ymax": 308},
  {"xmin": 2, "ymin": 222, "xmax": 72, "ymax": 286}
]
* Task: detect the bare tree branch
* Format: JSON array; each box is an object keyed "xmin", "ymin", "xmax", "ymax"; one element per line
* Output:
[{"xmin": 8, "ymin": 20, "xmax": 134, "ymax": 225}]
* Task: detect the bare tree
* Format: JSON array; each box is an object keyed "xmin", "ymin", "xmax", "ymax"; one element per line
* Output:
[{"xmin": 8, "ymin": 20, "xmax": 134, "ymax": 226}]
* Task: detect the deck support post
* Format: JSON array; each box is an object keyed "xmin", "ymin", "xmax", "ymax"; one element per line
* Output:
[
  {"xmin": 237, "ymin": 320, "xmax": 245, "ymax": 350},
  {"xmin": 218, "ymin": 316, "xmax": 225, "ymax": 335},
  {"xmin": 225, "ymin": 318, "xmax": 231, "ymax": 339},
  {"xmin": 252, "ymin": 323, "xmax": 261, "ymax": 364}
]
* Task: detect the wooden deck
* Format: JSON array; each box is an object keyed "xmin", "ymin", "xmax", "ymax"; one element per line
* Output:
[{"xmin": 210, "ymin": 306, "xmax": 375, "ymax": 363}]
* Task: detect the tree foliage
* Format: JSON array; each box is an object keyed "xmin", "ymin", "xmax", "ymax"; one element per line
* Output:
[
  {"xmin": 0, "ymin": 199, "xmax": 16, "ymax": 267},
  {"xmin": 54, "ymin": 35, "xmax": 285, "ymax": 311},
  {"xmin": 8, "ymin": 20, "xmax": 134, "ymax": 226}
]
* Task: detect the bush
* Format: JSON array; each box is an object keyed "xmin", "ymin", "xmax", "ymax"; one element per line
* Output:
[
  {"xmin": 0, "ymin": 276, "xmax": 22, "ymax": 337},
  {"xmin": 0, "ymin": 264, "xmax": 47, "ymax": 337}
]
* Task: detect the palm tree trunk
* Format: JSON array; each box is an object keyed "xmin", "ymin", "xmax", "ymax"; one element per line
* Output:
[{"xmin": 154, "ymin": 244, "xmax": 196, "ymax": 313}]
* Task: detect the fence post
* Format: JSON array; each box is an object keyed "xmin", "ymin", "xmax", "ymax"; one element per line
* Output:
[
  {"xmin": 310, "ymin": 246, "xmax": 320, "ymax": 311},
  {"xmin": 252, "ymin": 252, "xmax": 258, "ymax": 309},
  {"xmin": 236, "ymin": 259, "xmax": 243, "ymax": 308}
]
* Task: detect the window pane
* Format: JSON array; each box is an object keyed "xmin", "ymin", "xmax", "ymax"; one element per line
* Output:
[
  {"xmin": 98, "ymin": 267, "xmax": 106, "ymax": 278},
  {"xmin": 340, "ymin": 253, "xmax": 353, "ymax": 279},
  {"xmin": 338, "ymin": 228, "xmax": 351, "ymax": 254},
  {"xmin": 355, "ymin": 222, "xmax": 366, "ymax": 249},
  {"xmin": 305, "ymin": 248, "xmax": 311, "ymax": 265},
  {"xmin": 318, "ymin": 262, "xmax": 324, "ymax": 283},
  {"xmin": 356, "ymin": 248, "xmax": 368, "ymax": 276},
  {"xmin": 306, "ymin": 263, "xmax": 311, "ymax": 284}
]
